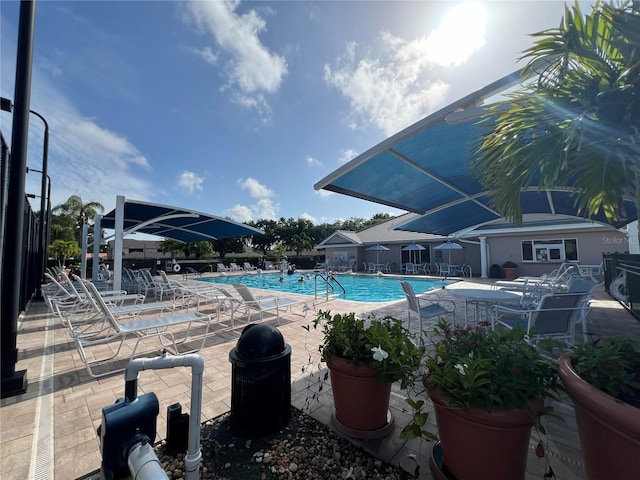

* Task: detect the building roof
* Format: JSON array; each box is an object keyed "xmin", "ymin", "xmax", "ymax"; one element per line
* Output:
[{"xmin": 318, "ymin": 213, "xmax": 446, "ymax": 248}]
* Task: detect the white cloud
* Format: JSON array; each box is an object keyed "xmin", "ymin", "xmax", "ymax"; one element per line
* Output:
[
  {"xmin": 324, "ymin": 2, "xmax": 486, "ymax": 136},
  {"xmin": 253, "ymin": 198, "xmax": 278, "ymax": 219},
  {"xmin": 306, "ymin": 155, "xmax": 322, "ymax": 167},
  {"xmin": 184, "ymin": 1, "xmax": 287, "ymax": 117},
  {"xmin": 338, "ymin": 148, "xmax": 358, "ymax": 164},
  {"xmin": 177, "ymin": 171, "xmax": 204, "ymax": 194},
  {"xmin": 299, "ymin": 212, "xmax": 317, "ymax": 223},
  {"xmin": 226, "ymin": 204, "xmax": 254, "ymax": 223},
  {"xmin": 225, "ymin": 197, "xmax": 279, "ymax": 222},
  {"xmin": 189, "ymin": 45, "xmax": 219, "ymax": 65},
  {"xmin": 315, "ymin": 189, "xmax": 333, "ymax": 198},
  {"xmin": 238, "ymin": 177, "xmax": 273, "ymax": 199}
]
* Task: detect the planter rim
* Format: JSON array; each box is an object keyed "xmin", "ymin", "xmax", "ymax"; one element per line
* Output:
[
  {"xmin": 557, "ymin": 354, "xmax": 640, "ymax": 435},
  {"xmin": 425, "ymin": 379, "xmax": 538, "ymax": 427},
  {"xmin": 327, "ymin": 355, "xmax": 384, "ymax": 380}
]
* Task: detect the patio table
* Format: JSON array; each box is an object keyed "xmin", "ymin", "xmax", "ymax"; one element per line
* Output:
[{"xmin": 447, "ymin": 288, "xmax": 522, "ymax": 326}]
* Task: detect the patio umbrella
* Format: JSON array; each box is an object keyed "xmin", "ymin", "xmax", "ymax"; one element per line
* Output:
[
  {"xmin": 366, "ymin": 244, "xmax": 390, "ymax": 265},
  {"xmin": 402, "ymin": 243, "xmax": 425, "ymax": 264},
  {"xmin": 434, "ymin": 241, "xmax": 463, "ymax": 264}
]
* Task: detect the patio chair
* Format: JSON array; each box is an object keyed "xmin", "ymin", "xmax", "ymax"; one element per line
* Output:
[
  {"xmin": 231, "ymin": 283, "xmax": 308, "ymax": 323},
  {"xmin": 264, "ymin": 261, "xmax": 274, "ymax": 270},
  {"xmin": 69, "ymin": 280, "xmax": 212, "ymax": 378},
  {"xmin": 229, "ymin": 262, "xmax": 242, "ymax": 271},
  {"xmin": 404, "ymin": 263, "xmax": 416, "ymax": 275},
  {"xmin": 399, "ymin": 281, "xmax": 456, "ymax": 336},
  {"xmin": 243, "ymin": 262, "xmax": 257, "ymax": 271},
  {"xmin": 435, "ymin": 262, "xmax": 452, "ymax": 277},
  {"xmin": 489, "ymin": 292, "xmax": 589, "ymax": 349},
  {"xmin": 217, "ymin": 263, "xmax": 229, "ymax": 273}
]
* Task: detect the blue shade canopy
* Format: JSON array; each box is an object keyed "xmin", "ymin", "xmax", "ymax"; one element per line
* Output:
[
  {"xmin": 314, "ymin": 70, "xmax": 637, "ymax": 236},
  {"xmin": 101, "ymin": 199, "xmax": 264, "ymax": 242}
]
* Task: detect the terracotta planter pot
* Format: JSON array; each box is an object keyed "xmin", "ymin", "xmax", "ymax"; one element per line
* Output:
[
  {"xmin": 503, "ymin": 267, "xmax": 518, "ymax": 280},
  {"xmin": 327, "ymin": 356, "xmax": 392, "ymax": 434},
  {"xmin": 557, "ymin": 355, "xmax": 640, "ymax": 480},
  {"xmin": 427, "ymin": 384, "xmax": 536, "ymax": 480}
]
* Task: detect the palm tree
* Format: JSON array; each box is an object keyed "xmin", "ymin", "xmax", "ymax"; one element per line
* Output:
[
  {"xmin": 472, "ymin": 1, "xmax": 640, "ymax": 229},
  {"xmin": 52, "ymin": 195, "xmax": 105, "ymax": 245}
]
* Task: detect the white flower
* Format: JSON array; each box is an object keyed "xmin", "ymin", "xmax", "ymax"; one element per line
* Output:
[
  {"xmin": 372, "ymin": 346, "xmax": 389, "ymax": 361},
  {"xmin": 454, "ymin": 363, "xmax": 467, "ymax": 375},
  {"xmin": 363, "ymin": 318, "xmax": 372, "ymax": 331}
]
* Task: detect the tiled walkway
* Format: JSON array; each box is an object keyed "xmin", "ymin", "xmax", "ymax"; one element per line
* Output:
[{"xmin": 1, "ymin": 274, "xmax": 639, "ymax": 479}]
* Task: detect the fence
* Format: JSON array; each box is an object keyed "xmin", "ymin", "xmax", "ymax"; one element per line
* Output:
[{"xmin": 603, "ymin": 252, "xmax": 640, "ymax": 321}]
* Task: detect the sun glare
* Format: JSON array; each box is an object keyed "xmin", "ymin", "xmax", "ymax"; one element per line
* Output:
[{"xmin": 427, "ymin": 1, "xmax": 487, "ymax": 67}]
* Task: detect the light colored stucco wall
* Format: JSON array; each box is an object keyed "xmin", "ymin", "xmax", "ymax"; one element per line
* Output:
[{"xmin": 486, "ymin": 228, "xmax": 628, "ymax": 277}]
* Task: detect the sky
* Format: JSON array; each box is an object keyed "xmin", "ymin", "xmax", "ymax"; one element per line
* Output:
[{"xmin": 0, "ymin": 0, "xmax": 591, "ymax": 227}]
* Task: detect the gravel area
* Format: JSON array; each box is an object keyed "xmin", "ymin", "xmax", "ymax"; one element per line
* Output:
[{"xmin": 154, "ymin": 407, "xmax": 405, "ymax": 479}]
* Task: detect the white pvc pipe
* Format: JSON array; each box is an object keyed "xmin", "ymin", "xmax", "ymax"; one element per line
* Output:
[{"xmin": 125, "ymin": 352, "xmax": 205, "ymax": 480}]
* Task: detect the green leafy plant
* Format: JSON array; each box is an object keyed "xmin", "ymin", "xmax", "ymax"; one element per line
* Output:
[
  {"xmin": 502, "ymin": 260, "xmax": 517, "ymax": 269},
  {"xmin": 571, "ymin": 336, "xmax": 640, "ymax": 408},
  {"xmin": 401, "ymin": 320, "xmax": 561, "ymax": 439},
  {"xmin": 309, "ymin": 310, "xmax": 425, "ymax": 387}
]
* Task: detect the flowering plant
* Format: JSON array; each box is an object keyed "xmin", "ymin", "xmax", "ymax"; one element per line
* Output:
[
  {"xmin": 310, "ymin": 310, "xmax": 424, "ymax": 387},
  {"xmin": 570, "ymin": 336, "xmax": 640, "ymax": 407},
  {"xmin": 402, "ymin": 320, "xmax": 560, "ymax": 439}
]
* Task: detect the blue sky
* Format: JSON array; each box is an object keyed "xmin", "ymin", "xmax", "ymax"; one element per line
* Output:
[{"xmin": 0, "ymin": 1, "xmax": 586, "ymax": 226}]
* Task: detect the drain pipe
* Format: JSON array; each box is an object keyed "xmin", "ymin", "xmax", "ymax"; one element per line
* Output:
[{"xmin": 125, "ymin": 352, "xmax": 204, "ymax": 480}]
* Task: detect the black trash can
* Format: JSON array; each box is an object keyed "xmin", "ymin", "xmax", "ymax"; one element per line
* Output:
[
  {"xmin": 229, "ymin": 323, "xmax": 291, "ymax": 433},
  {"xmin": 489, "ymin": 264, "xmax": 503, "ymax": 279}
]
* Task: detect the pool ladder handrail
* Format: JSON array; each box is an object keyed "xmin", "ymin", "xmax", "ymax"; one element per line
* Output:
[{"xmin": 313, "ymin": 272, "xmax": 346, "ymax": 300}]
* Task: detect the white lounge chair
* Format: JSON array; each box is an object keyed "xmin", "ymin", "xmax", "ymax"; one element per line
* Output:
[
  {"xmin": 217, "ymin": 263, "xmax": 229, "ymax": 273},
  {"xmin": 70, "ymin": 280, "xmax": 212, "ymax": 378},
  {"xmin": 243, "ymin": 262, "xmax": 257, "ymax": 271},
  {"xmin": 231, "ymin": 284, "xmax": 308, "ymax": 323},
  {"xmin": 229, "ymin": 262, "xmax": 242, "ymax": 272}
]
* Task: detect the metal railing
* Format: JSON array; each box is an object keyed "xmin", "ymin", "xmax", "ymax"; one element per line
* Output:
[
  {"xmin": 603, "ymin": 253, "xmax": 640, "ymax": 321},
  {"xmin": 313, "ymin": 272, "xmax": 346, "ymax": 301}
]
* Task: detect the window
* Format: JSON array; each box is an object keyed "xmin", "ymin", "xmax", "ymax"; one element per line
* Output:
[
  {"xmin": 521, "ymin": 239, "xmax": 577, "ymax": 263},
  {"xmin": 128, "ymin": 248, "xmax": 144, "ymax": 253}
]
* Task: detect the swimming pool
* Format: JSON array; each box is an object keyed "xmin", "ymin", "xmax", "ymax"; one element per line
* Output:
[{"xmin": 197, "ymin": 272, "xmax": 455, "ymax": 302}]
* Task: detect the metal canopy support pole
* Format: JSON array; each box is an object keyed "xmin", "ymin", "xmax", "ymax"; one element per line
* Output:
[
  {"xmin": 92, "ymin": 214, "xmax": 101, "ymax": 281},
  {"xmin": 1, "ymin": 0, "xmax": 36, "ymax": 398},
  {"xmin": 113, "ymin": 195, "xmax": 125, "ymax": 292},
  {"xmin": 81, "ymin": 222, "xmax": 88, "ymax": 279},
  {"xmin": 480, "ymin": 236, "xmax": 488, "ymax": 279}
]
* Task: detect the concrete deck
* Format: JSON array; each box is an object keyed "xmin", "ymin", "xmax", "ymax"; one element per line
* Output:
[{"xmin": 1, "ymin": 273, "xmax": 639, "ymax": 479}]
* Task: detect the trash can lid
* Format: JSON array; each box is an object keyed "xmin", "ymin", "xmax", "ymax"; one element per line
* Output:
[{"xmin": 235, "ymin": 323, "xmax": 285, "ymax": 359}]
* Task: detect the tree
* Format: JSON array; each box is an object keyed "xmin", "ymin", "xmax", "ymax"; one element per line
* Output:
[
  {"xmin": 52, "ymin": 195, "xmax": 105, "ymax": 245},
  {"xmin": 290, "ymin": 232, "xmax": 313, "ymax": 255},
  {"xmin": 159, "ymin": 239, "xmax": 185, "ymax": 259},
  {"xmin": 211, "ymin": 237, "xmax": 246, "ymax": 259},
  {"xmin": 49, "ymin": 239, "xmax": 82, "ymax": 267},
  {"xmin": 472, "ymin": 1, "xmax": 640, "ymax": 230},
  {"xmin": 185, "ymin": 241, "xmax": 213, "ymax": 259}
]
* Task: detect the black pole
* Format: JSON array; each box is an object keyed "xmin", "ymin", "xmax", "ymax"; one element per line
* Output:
[
  {"xmin": 1, "ymin": 0, "xmax": 36, "ymax": 398},
  {"xmin": 31, "ymin": 112, "xmax": 48, "ymax": 286}
]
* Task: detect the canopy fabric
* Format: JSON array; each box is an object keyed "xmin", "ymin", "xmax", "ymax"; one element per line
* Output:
[
  {"xmin": 314, "ymin": 69, "xmax": 637, "ymax": 236},
  {"xmin": 101, "ymin": 199, "xmax": 264, "ymax": 242}
]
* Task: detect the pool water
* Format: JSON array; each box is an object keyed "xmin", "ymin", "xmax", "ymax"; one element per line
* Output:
[{"xmin": 197, "ymin": 272, "xmax": 455, "ymax": 302}]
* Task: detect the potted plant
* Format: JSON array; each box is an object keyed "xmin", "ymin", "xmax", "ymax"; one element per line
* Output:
[
  {"xmin": 557, "ymin": 336, "xmax": 640, "ymax": 480},
  {"xmin": 502, "ymin": 260, "xmax": 518, "ymax": 280},
  {"xmin": 403, "ymin": 320, "xmax": 560, "ymax": 480},
  {"xmin": 310, "ymin": 310, "xmax": 425, "ymax": 439}
]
